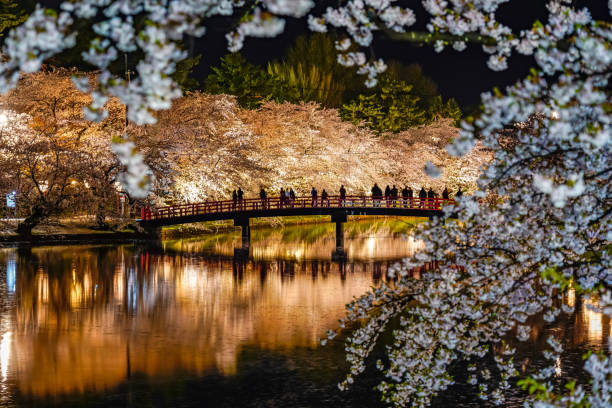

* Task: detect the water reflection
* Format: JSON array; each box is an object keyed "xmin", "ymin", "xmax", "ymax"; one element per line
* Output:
[
  {"xmin": 163, "ymin": 218, "xmax": 423, "ymax": 261},
  {"xmin": 0, "ymin": 220, "xmax": 609, "ymax": 407},
  {"xmin": 0, "ymin": 238, "xmax": 412, "ymax": 398}
]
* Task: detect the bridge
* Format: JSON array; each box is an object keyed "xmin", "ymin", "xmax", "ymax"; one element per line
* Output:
[{"xmin": 140, "ymin": 195, "xmax": 453, "ymax": 259}]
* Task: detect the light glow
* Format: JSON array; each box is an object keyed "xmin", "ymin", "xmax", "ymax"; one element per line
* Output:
[{"xmin": 0, "ymin": 331, "xmax": 11, "ymax": 381}]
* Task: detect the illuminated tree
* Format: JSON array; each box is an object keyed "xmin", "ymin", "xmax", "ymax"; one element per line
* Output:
[{"xmin": 0, "ymin": 69, "xmax": 124, "ymax": 232}]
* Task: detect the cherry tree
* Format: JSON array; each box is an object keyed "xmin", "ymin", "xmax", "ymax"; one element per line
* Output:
[
  {"xmin": 0, "ymin": 0, "xmax": 610, "ymax": 406},
  {"xmin": 0, "ymin": 69, "xmax": 125, "ymax": 232}
]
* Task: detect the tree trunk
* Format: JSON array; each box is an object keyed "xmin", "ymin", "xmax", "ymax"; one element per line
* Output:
[
  {"xmin": 16, "ymin": 206, "xmax": 45, "ymax": 236},
  {"xmin": 95, "ymin": 201, "xmax": 109, "ymax": 230}
]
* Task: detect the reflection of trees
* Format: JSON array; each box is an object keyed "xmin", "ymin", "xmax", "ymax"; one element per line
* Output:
[
  {"xmin": 2, "ymin": 246, "xmax": 610, "ymax": 400},
  {"xmin": 166, "ymin": 219, "xmax": 424, "ymax": 262},
  {"xmin": 6, "ymin": 246, "xmax": 377, "ymax": 397}
]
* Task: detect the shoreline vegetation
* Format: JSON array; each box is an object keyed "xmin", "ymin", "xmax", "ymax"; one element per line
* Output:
[{"xmin": 0, "ymin": 215, "xmax": 424, "ymax": 247}]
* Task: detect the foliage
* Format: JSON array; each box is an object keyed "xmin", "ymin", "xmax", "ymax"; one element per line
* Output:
[
  {"xmin": 267, "ymin": 61, "xmax": 337, "ymax": 107},
  {"xmin": 0, "ymin": 0, "xmax": 27, "ymax": 38},
  {"xmin": 267, "ymin": 33, "xmax": 362, "ymax": 107},
  {"xmin": 341, "ymin": 64, "xmax": 461, "ymax": 133},
  {"xmin": 205, "ymin": 53, "xmax": 289, "ymax": 109},
  {"xmin": 340, "ymin": 76, "xmax": 426, "ymax": 133},
  {"xmin": 384, "ymin": 61, "xmax": 439, "ymax": 109},
  {"xmin": 425, "ymin": 95, "xmax": 462, "ymax": 125},
  {"xmin": 172, "ymin": 55, "xmax": 201, "ymax": 92}
]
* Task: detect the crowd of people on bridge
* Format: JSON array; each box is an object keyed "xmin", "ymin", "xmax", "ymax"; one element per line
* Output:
[
  {"xmin": 142, "ymin": 183, "xmax": 465, "ymax": 221},
  {"xmin": 230, "ymin": 184, "xmax": 463, "ymax": 210},
  {"xmin": 370, "ymin": 184, "xmax": 462, "ymax": 209}
]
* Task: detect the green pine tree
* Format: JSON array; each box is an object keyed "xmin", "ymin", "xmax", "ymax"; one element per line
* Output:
[
  {"xmin": 425, "ymin": 95, "xmax": 462, "ymax": 124},
  {"xmin": 384, "ymin": 61, "xmax": 439, "ymax": 109},
  {"xmin": 441, "ymin": 97, "xmax": 462, "ymax": 124},
  {"xmin": 205, "ymin": 53, "xmax": 291, "ymax": 109},
  {"xmin": 340, "ymin": 76, "xmax": 426, "ymax": 134},
  {"xmin": 268, "ymin": 33, "xmax": 363, "ymax": 107},
  {"xmin": 267, "ymin": 62, "xmax": 339, "ymax": 106},
  {"xmin": 173, "ymin": 55, "xmax": 202, "ymax": 91},
  {"xmin": 0, "ymin": 0, "xmax": 28, "ymax": 37}
]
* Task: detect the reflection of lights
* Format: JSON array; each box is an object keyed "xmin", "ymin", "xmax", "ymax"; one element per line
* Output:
[
  {"xmin": 294, "ymin": 248, "xmax": 303, "ymax": 260},
  {"xmin": 0, "ymin": 332, "xmax": 11, "ymax": 381},
  {"xmin": 36, "ymin": 272, "xmax": 48, "ymax": 303},
  {"xmin": 128, "ymin": 268, "xmax": 137, "ymax": 310},
  {"xmin": 6, "ymin": 259, "xmax": 16, "ymax": 293},
  {"xmin": 554, "ymin": 357, "xmax": 561, "ymax": 377},
  {"xmin": 584, "ymin": 301, "xmax": 603, "ymax": 342},
  {"xmin": 567, "ymin": 288, "xmax": 575, "ymax": 308},
  {"xmin": 114, "ymin": 270, "xmax": 124, "ymax": 301},
  {"xmin": 366, "ymin": 236, "xmax": 376, "ymax": 255}
]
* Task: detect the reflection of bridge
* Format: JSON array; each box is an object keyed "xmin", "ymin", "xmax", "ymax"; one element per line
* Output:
[{"xmin": 140, "ymin": 195, "xmax": 453, "ymax": 259}]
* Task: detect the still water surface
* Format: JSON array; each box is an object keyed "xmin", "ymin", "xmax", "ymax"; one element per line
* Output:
[{"xmin": 0, "ymin": 219, "xmax": 609, "ymax": 407}]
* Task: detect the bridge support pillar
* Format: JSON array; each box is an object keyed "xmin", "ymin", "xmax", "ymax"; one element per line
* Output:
[
  {"xmin": 234, "ymin": 217, "xmax": 251, "ymax": 258},
  {"xmin": 331, "ymin": 212, "xmax": 348, "ymax": 261}
]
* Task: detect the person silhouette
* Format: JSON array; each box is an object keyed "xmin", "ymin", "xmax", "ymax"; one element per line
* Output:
[
  {"xmin": 371, "ymin": 183, "xmax": 382, "ymax": 207},
  {"xmin": 289, "ymin": 188, "xmax": 295, "ymax": 207},
  {"xmin": 311, "ymin": 186, "xmax": 318, "ymax": 207},
  {"xmin": 321, "ymin": 189, "xmax": 329, "ymax": 207},
  {"xmin": 259, "ymin": 187, "xmax": 267, "ymax": 209},
  {"xmin": 419, "ymin": 187, "xmax": 427, "ymax": 208},
  {"xmin": 384, "ymin": 185, "xmax": 391, "ymax": 206},
  {"xmin": 427, "ymin": 187, "xmax": 436, "ymax": 209},
  {"xmin": 339, "ymin": 184, "xmax": 346, "ymax": 207},
  {"xmin": 232, "ymin": 189, "xmax": 237, "ymax": 210},
  {"xmin": 391, "ymin": 185, "xmax": 398, "ymax": 207},
  {"xmin": 401, "ymin": 186, "xmax": 409, "ymax": 208},
  {"xmin": 237, "ymin": 187, "xmax": 244, "ymax": 209},
  {"xmin": 406, "ymin": 186, "xmax": 413, "ymax": 207}
]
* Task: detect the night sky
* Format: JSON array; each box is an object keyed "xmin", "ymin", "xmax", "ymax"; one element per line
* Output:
[{"xmin": 38, "ymin": 0, "xmax": 611, "ymax": 107}]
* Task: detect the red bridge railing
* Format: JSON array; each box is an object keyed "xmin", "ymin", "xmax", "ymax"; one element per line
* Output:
[{"xmin": 140, "ymin": 195, "xmax": 454, "ymax": 221}]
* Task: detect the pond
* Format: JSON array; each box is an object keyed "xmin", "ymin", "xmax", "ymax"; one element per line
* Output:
[{"xmin": 0, "ymin": 219, "xmax": 608, "ymax": 407}]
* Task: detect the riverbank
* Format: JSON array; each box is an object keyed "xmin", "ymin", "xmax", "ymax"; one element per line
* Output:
[{"xmin": 0, "ymin": 231, "xmax": 155, "ymax": 247}]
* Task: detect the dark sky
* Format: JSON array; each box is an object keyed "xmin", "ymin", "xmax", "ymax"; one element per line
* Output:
[{"xmin": 39, "ymin": 0, "xmax": 611, "ymax": 107}]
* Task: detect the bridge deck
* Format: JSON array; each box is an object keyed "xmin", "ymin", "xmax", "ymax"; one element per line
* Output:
[{"xmin": 140, "ymin": 195, "xmax": 453, "ymax": 227}]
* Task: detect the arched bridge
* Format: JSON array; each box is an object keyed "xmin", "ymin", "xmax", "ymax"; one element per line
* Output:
[{"xmin": 140, "ymin": 195, "xmax": 454, "ymax": 259}]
